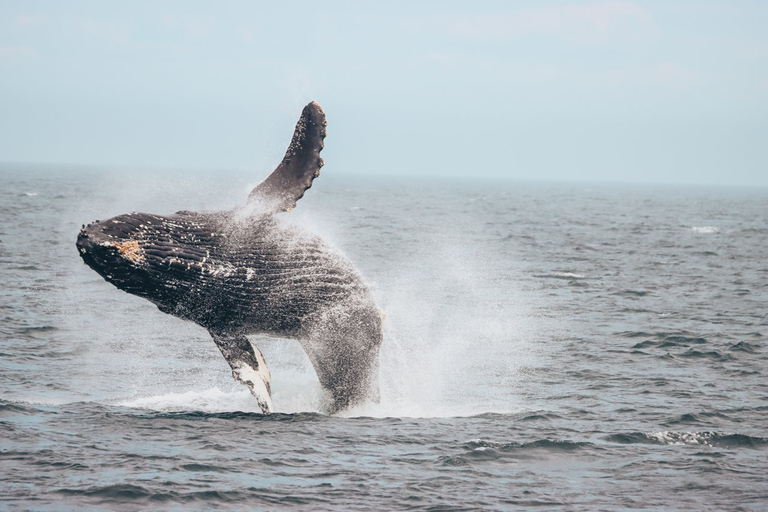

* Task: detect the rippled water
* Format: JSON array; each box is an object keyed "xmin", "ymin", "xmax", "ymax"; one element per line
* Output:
[{"xmin": 1, "ymin": 166, "xmax": 767, "ymax": 510}]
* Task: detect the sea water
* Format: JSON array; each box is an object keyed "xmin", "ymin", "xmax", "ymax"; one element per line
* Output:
[{"xmin": 1, "ymin": 165, "xmax": 767, "ymax": 510}]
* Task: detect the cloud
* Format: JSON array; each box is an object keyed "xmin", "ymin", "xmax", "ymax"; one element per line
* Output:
[
  {"xmin": 566, "ymin": 1, "xmax": 649, "ymax": 34},
  {"xmin": 13, "ymin": 14, "xmax": 46, "ymax": 28},
  {"xmin": 646, "ymin": 62, "xmax": 699, "ymax": 85},
  {"xmin": 0, "ymin": 46, "xmax": 38, "ymax": 59},
  {"xmin": 410, "ymin": 1, "xmax": 652, "ymax": 44},
  {"xmin": 75, "ymin": 17, "xmax": 128, "ymax": 43},
  {"xmin": 238, "ymin": 24, "xmax": 260, "ymax": 44},
  {"xmin": 411, "ymin": 48, "xmax": 702, "ymax": 93},
  {"xmin": 160, "ymin": 15, "xmax": 212, "ymax": 38},
  {"xmin": 747, "ymin": 43, "xmax": 768, "ymax": 58},
  {"xmin": 602, "ymin": 62, "xmax": 701, "ymax": 88},
  {"xmin": 183, "ymin": 18, "xmax": 211, "ymax": 38}
]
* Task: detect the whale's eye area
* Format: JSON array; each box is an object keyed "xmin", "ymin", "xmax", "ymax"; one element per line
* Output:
[{"xmin": 107, "ymin": 240, "xmax": 145, "ymax": 264}]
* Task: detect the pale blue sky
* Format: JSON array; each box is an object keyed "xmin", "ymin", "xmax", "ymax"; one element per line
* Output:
[{"xmin": 1, "ymin": 1, "xmax": 766, "ymax": 185}]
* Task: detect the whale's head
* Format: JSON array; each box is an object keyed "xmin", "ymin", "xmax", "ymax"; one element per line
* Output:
[
  {"xmin": 76, "ymin": 213, "xmax": 158, "ymax": 294},
  {"xmin": 76, "ymin": 211, "xmax": 226, "ymax": 321}
]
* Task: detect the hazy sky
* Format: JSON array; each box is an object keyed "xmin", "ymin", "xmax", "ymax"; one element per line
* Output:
[{"xmin": 1, "ymin": 1, "xmax": 767, "ymax": 186}]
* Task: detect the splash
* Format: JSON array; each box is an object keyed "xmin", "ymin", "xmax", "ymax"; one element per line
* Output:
[
  {"xmin": 110, "ymin": 220, "xmax": 539, "ymax": 419},
  {"xmin": 292, "ymin": 214, "xmax": 538, "ymax": 418},
  {"xmin": 120, "ymin": 388, "xmax": 261, "ymax": 414},
  {"xmin": 66, "ymin": 169, "xmax": 541, "ymax": 419}
]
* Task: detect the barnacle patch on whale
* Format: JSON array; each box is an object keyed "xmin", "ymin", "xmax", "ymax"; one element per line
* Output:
[{"xmin": 108, "ymin": 240, "xmax": 145, "ymax": 263}]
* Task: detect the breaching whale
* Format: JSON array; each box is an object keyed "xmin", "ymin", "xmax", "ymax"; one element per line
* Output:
[{"xmin": 76, "ymin": 102, "xmax": 382, "ymax": 414}]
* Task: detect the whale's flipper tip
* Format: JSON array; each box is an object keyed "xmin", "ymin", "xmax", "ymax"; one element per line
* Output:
[
  {"xmin": 211, "ymin": 332, "xmax": 273, "ymax": 414},
  {"xmin": 248, "ymin": 101, "xmax": 326, "ymax": 214}
]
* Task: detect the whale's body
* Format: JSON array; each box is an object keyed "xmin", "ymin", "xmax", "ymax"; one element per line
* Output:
[{"xmin": 76, "ymin": 102, "xmax": 381, "ymax": 413}]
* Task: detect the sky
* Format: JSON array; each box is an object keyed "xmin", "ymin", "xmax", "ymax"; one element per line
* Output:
[{"xmin": 1, "ymin": 1, "xmax": 767, "ymax": 186}]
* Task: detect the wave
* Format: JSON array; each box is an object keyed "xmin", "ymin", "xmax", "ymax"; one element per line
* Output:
[
  {"xmin": 729, "ymin": 341, "xmax": 758, "ymax": 353},
  {"xmin": 621, "ymin": 331, "xmax": 709, "ymax": 348},
  {"xmin": 679, "ymin": 348, "xmax": 734, "ymax": 361},
  {"xmin": 616, "ymin": 289, "xmax": 649, "ymax": 297},
  {"xmin": 438, "ymin": 438, "xmax": 592, "ymax": 466},
  {"xmin": 604, "ymin": 431, "xmax": 768, "ymax": 448},
  {"xmin": 533, "ymin": 272, "xmax": 586, "ymax": 280},
  {"xmin": 55, "ymin": 484, "xmax": 315, "ymax": 506},
  {"xmin": 440, "ymin": 430, "xmax": 768, "ymax": 467},
  {"xmin": 18, "ymin": 325, "xmax": 58, "ymax": 336},
  {"xmin": 0, "ymin": 401, "xmax": 36, "ymax": 415},
  {"xmin": 473, "ymin": 438, "xmax": 591, "ymax": 451},
  {"xmin": 120, "ymin": 409, "xmax": 326, "ymax": 423}
]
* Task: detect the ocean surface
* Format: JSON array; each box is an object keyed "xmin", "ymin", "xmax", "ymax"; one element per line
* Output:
[{"xmin": 1, "ymin": 165, "xmax": 767, "ymax": 511}]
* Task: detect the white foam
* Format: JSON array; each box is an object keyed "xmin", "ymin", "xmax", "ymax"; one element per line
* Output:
[
  {"xmin": 691, "ymin": 226, "xmax": 719, "ymax": 234},
  {"xmin": 119, "ymin": 387, "xmax": 262, "ymax": 413},
  {"xmin": 552, "ymin": 272, "xmax": 585, "ymax": 279},
  {"xmin": 647, "ymin": 431, "xmax": 718, "ymax": 446}
]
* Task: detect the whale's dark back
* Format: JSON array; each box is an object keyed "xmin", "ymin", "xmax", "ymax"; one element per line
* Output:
[{"xmin": 77, "ymin": 210, "xmax": 371, "ymax": 335}]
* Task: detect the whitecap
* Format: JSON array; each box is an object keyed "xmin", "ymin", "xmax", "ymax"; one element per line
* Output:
[
  {"xmin": 647, "ymin": 431, "xmax": 717, "ymax": 446},
  {"xmin": 553, "ymin": 272, "xmax": 586, "ymax": 279},
  {"xmin": 691, "ymin": 226, "xmax": 719, "ymax": 234},
  {"xmin": 534, "ymin": 272, "xmax": 586, "ymax": 280}
]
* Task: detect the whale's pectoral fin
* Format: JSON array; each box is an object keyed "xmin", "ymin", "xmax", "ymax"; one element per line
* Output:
[
  {"xmin": 248, "ymin": 101, "xmax": 326, "ymax": 214},
  {"xmin": 210, "ymin": 331, "xmax": 273, "ymax": 414}
]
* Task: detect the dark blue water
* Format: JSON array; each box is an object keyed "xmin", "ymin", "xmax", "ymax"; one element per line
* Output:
[{"xmin": 1, "ymin": 166, "xmax": 767, "ymax": 510}]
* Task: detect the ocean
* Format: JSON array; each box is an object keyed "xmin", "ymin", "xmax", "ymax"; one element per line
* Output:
[{"xmin": 1, "ymin": 165, "xmax": 767, "ymax": 511}]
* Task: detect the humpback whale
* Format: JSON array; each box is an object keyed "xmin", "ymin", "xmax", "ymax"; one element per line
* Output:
[{"xmin": 76, "ymin": 102, "xmax": 382, "ymax": 414}]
